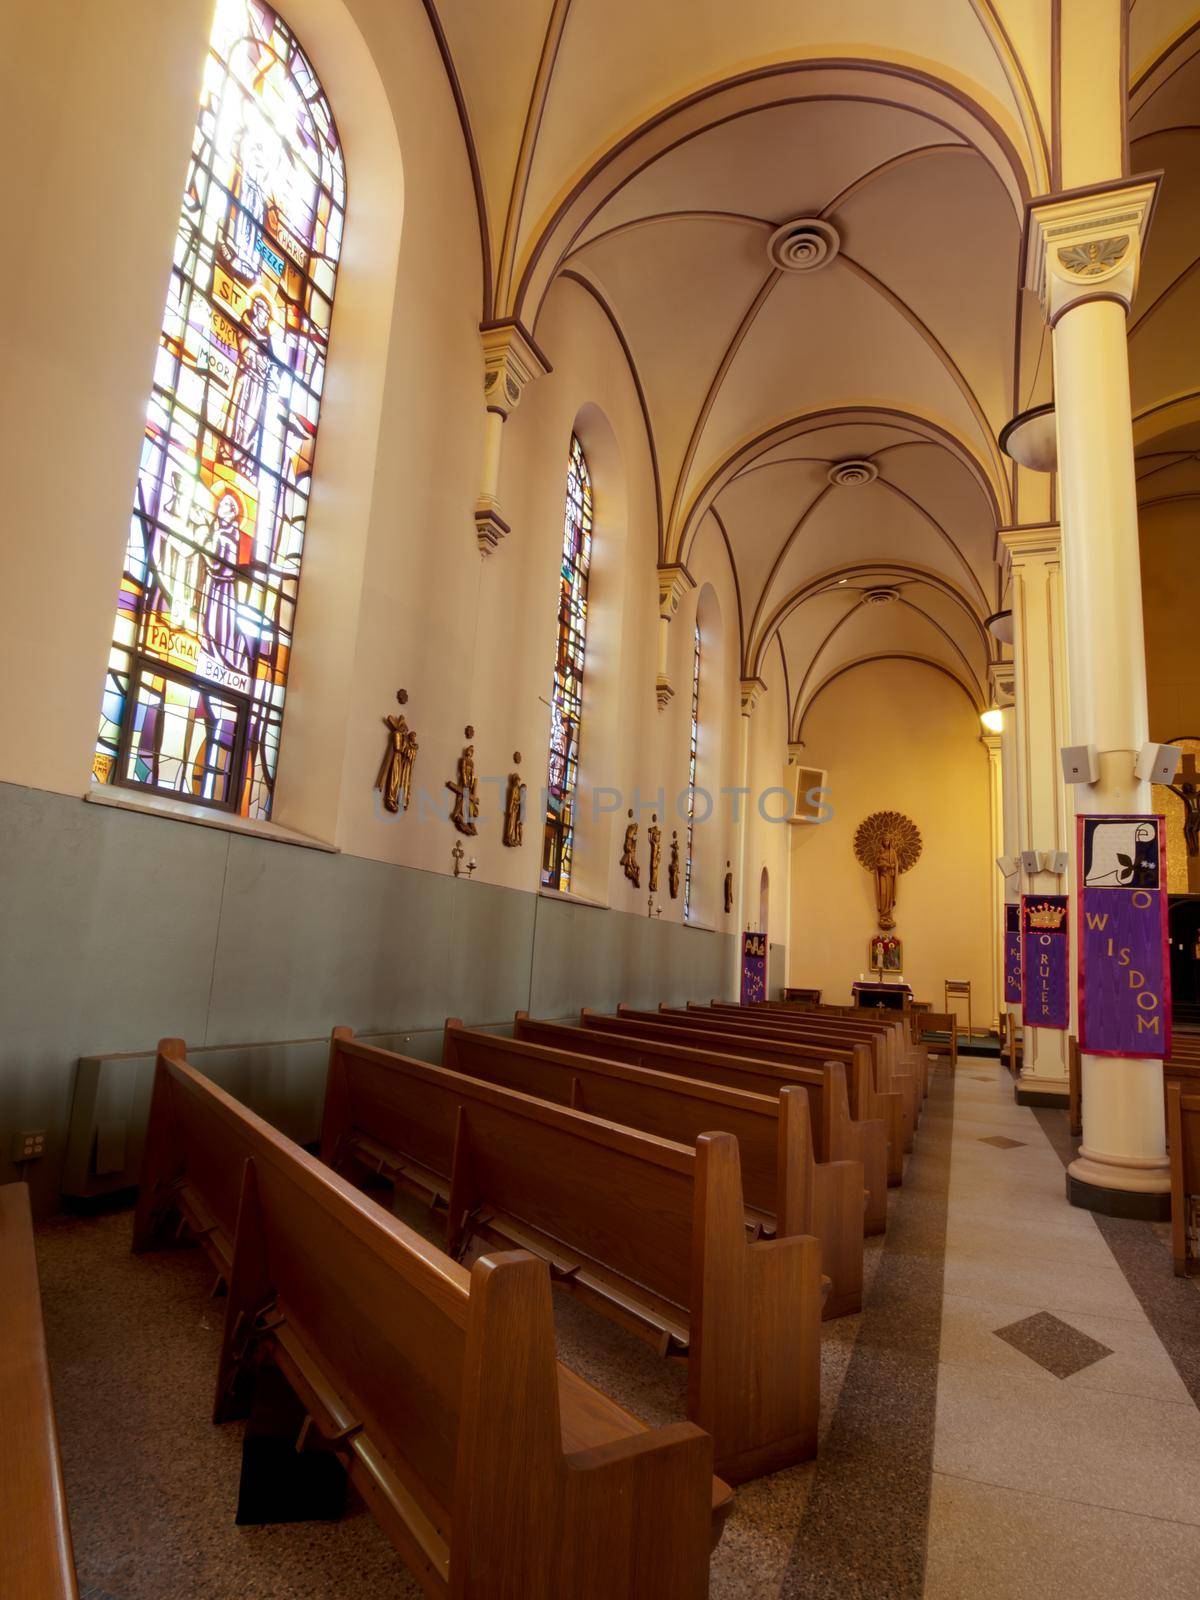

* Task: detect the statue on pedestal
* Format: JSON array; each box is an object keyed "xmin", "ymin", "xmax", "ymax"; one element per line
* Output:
[
  {"xmin": 620, "ymin": 809, "xmax": 640, "ymax": 888},
  {"xmin": 647, "ymin": 813, "xmax": 662, "ymax": 892},
  {"xmin": 376, "ymin": 690, "xmax": 418, "ymax": 814},
  {"xmin": 668, "ymin": 831, "xmax": 681, "ymax": 899},
  {"xmin": 446, "ymin": 726, "xmax": 480, "ymax": 836}
]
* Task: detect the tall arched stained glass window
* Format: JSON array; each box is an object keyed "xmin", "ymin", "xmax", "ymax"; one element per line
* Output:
[
  {"xmin": 542, "ymin": 434, "xmax": 593, "ymax": 892},
  {"xmin": 683, "ymin": 618, "xmax": 701, "ymax": 919},
  {"xmin": 94, "ymin": 0, "xmax": 345, "ymax": 819}
]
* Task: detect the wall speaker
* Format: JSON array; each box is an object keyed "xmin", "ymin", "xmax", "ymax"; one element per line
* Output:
[
  {"xmin": 1020, "ymin": 849, "xmax": 1040, "ymax": 874},
  {"xmin": 1134, "ymin": 742, "xmax": 1181, "ymax": 784},
  {"xmin": 996, "ymin": 855, "xmax": 1018, "ymax": 876},
  {"xmin": 1060, "ymin": 744, "xmax": 1099, "ymax": 784},
  {"xmin": 1039, "ymin": 850, "xmax": 1069, "ymax": 875}
]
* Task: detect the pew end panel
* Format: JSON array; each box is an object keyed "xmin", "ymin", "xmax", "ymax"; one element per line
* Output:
[
  {"xmin": 452, "ymin": 1251, "xmax": 717, "ymax": 1599},
  {"xmin": 776, "ymin": 1087, "xmax": 863, "ymax": 1318},
  {"xmin": 689, "ymin": 1133, "xmax": 822, "ymax": 1484}
]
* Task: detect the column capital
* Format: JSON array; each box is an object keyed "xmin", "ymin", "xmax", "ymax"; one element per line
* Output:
[
  {"xmin": 657, "ymin": 562, "xmax": 696, "ymax": 622},
  {"xmin": 740, "ymin": 677, "xmax": 767, "ymax": 718},
  {"xmin": 1022, "ymin": 177, "xmax": 1161, "ymax": 328},
  {"xmin": 988, "ymin": 662, "xmax": 1016, "ymax": 708},
  {"xmin": 980, "ymin": 730, "xmax": 1002, "ymax": 757},
  {"xmin": 998, "ymin": 522, "xmax": 1062, "ymax": 565},
  {"xmin": 479, "ymin": 319, "xmax": 552, "ymax": 417},
  {"xmin": 786, "ymin": 740, "xmax": 806, "ymax": 764}
]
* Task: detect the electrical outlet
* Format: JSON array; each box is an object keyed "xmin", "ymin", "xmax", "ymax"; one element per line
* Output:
[{"xmin": 13, "ymin": 1129, "xmax": 46, "ymax": 1162}]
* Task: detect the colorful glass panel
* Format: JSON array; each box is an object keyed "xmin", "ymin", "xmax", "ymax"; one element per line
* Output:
[
  {"xmin": 94, "ymin": 0, "xmax": 345, "ymax": 818},
  {"xmin": 542, "ymin": 434, "xmax": 593, "ymax": 892},
  {"xmin": 684, "ymin": 619, "xmax": 701, "ymax": 919}
]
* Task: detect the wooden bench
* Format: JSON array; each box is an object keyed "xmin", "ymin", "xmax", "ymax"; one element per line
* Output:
[
  {"xmin": 320, "ymin": 1030, "xmax": 823, "ymax": 1484},
  {"xmin": 514, "ymin": 1014, "xmax": 888, "ymax": 1236},
  {"xmin": 586, "ymin": 1008, "xmax": 905, "ymax": 1191},
  {"xmin": 441, "ymin": 1020, "xmax": 864, "ymax": 1317},
  {"xmin": 699, "ymin": 1003, "xmax": 927, "ymax": 1133},
  {"xmin": 618, "ymin": 1005, "xmax": 913, "ymax": 1181},
  {"xmin": 1168, "ymin": 1082, "xmax": 1200, "ymax": 1276},
  {"xmin": 726, "ymin": 1003, "xmax": 930, "ymax": 1106},
  {"xmin": 0, "ymin": 1183, "xmax": 79, "ymax": 1600},
  {"xmin": 133, "ymin": 1041, "xmax": 727, "ymax": 1596}
]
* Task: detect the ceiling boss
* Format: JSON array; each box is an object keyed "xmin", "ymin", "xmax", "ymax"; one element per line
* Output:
[{"xmin": 854, "ymin": 811, "xmax": 922, "ymax": 931}]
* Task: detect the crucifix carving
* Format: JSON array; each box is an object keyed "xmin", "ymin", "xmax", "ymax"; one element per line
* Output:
[{"xmin": 1168, "ymin": 751, "xmax": 1200, "ymax": 892}]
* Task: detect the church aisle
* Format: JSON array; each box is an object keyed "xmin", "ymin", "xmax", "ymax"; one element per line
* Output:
[{"xmin": 925, "ymin": 1063, "xmax": 1200, "ymax": 1598}]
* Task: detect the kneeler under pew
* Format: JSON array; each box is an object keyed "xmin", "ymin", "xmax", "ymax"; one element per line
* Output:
[
  {"xmin": 319, "ymin": 1028, "xmax": 825, "ymax": 1484},
  {"xmin": 441, "ymin": 1018, "xmax": 865, "ymax": 1317},
  {"xmin": 133, "ymin": 1040, "xmax": 730, "ymax": 1599}
]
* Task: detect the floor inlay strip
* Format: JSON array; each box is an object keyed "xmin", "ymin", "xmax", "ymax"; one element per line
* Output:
[{"xmin": 779, "ymin": 1064, "xmax": 956, "ymax": 1599}]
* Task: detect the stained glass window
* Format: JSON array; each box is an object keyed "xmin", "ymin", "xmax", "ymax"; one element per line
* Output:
[
  {"xmin": 683, "ymin": 619, "xmax": 701, "ymax": 920},
  {"xmin": 542, "ymin": 434, "xmax": 593, "ymax": 892},
  {"xmin": 94, "ymin": 0, "xmax": 345, "ymax": 818}
]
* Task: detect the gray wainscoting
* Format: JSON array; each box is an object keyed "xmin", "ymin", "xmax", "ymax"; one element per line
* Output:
[{"xmin": 0, "ymin": 782, "xmax": 756, "ymax": 1215}]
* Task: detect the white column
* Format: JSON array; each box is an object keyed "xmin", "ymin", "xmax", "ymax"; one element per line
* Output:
[
  {"xmin": 1025, "ymin": 180, "xmax": 1169, "ymax": 1209},
  {"xmin": 733, "ymin": 678, "xmax": 765, "ymax": 996},
  {"xmin": 1000, "ymin": 524, "xmax": 1072, "ymax": 1101},
  {"xmin": 982, "ymin": 730, "xmax": 1004, "ymax": 1024}
]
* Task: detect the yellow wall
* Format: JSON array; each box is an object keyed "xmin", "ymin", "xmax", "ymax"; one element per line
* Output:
[
  {"xmin": 1140, "ymin": 499, "xmax": 1200, "ymax": 740},
  {"xmin": 788, "ymin": 659, "xmax": 994, "ymax": 1012}
]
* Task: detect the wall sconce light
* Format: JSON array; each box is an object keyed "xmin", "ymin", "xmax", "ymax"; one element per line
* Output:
[{"xmin": 980, "ymin": 706, "xmax": 1005, "ymax": 734}]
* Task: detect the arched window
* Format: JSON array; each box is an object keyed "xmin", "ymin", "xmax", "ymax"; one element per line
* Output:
[
  {"xmin": 94, "ymin": 0, "xmax": 345, "ymax": 820},
  {"xmin": 683, "ymin": 618, "xmax": 701, "ymax": 919},
  {"xmin": 542, "ymin": 434, "xmax": 593, "ymax": 892}
]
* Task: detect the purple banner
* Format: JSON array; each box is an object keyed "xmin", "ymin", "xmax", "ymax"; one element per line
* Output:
[
  {"xmin": 1004, "ymin": 902, "xmax": 1022, "ymax": 1004},
  {"xmin": 741, "ymin": 931, "xmax": 767, "ymax": 1005},
  {"xmin": 1078, "ymin": 815, "xmax": 1171, "ymax": 1059},
  {"xmin": 1021, "ymin": 895, "xmax": 1070, "ymax": 1029}
]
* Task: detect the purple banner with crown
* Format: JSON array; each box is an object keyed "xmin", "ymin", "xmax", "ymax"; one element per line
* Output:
[
  {"xmin": 1004, "ymin": 902, "xmax": 1022, "ymax": 1004},
  {"xmin": 1077, "ymin": 814, "xmax": 1171, "ymax": 1059},
  {"xmin": 741, "ymin": 931, "xmax": 767, "ymax": 1005},
  {"xmin": 1021, "ymin": 894, "xmax": 1070, "ymax": 1029}
]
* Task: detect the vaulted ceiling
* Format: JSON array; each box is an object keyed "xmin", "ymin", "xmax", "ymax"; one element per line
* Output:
[{"xmin": 421, "ymin": 0, "xmax": 1199, "ymax": 736}]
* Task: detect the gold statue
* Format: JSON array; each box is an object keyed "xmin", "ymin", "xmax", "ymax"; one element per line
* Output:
[
  {"xmin": 647, "ymin": 813, "xmax": 662, "ymax": 892},
  {"xmin": 447, "ymin": 726, "xmax": 480, "ymax": 836},
  {"xmin": 503, "ymin": 752, "xmax": 525, "ymax": 848},
  {"xmin": 376, "ymin": 690, "xmax": 418, "ymax": 814},
  {"xmin": 668, "ymin": 830, "xmax": 681, "ymax": 899},
  {"xmin": 724, "ymin": 860, "xmax": 733, "ymax": 914},
  {"xmin": 620, "ymin": 809, "xmax": 640, "ymax": 888},
  {"xmin": 853, "ymin": 810, "xmax": 922, "ymax": 930}
]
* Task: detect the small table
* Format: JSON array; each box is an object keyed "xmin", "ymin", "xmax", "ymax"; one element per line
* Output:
[{"xmin": 851, "ymin": 981, "xmax": 913, "ymax": 1012}]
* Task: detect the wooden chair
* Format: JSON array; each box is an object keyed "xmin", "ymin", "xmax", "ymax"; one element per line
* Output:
[
  {"xmin": 134, "ymin": 1042, "xmax": 728, "ymax": 1596},
  {"xmin": 1167, "ymin": 1082, "xmax": 1200, "ymax": 1276},
  {"xmin": 320, "ymin": 1030, "xmax": 824, "ymax": 1485},
  {"xmin": 944, "ymin": 979, "xmax": 973, "ymax": 1043},
  {"xmin": 443, "ymin": 1021, "xmax": 865, "ymax": 1317},
  {"xmin": 589, "ymin": 1009, "xmax": 906, "ymax": 1190},
  {"xmin": 513, "ymin": 1015, "xmax": 888, "ymax": 1235},
  {"xmin": 0, "ymin": 1183, "xmax": 79, "ymax": 1600}
]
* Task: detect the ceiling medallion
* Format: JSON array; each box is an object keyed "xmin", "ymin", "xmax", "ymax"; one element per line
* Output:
[
  {"xmin": 827, "ymin": 459, "xmax": 878, "ymax": 488},
  {"xmin": 861, "ymin": 586, "xmax": 899, "ymax": 606},
  {"xmin": 767, "ymin": 217, "xmax": 840, "ymax": 273}
]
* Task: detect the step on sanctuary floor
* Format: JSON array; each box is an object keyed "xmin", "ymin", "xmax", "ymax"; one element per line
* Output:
[{"xmin": 34, "ymin": 1058, "xmax": 1200, "ymax": 1599}]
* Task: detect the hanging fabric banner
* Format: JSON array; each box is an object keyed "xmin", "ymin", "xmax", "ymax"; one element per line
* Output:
[
  {"xmin": 1077, "ymin": 814, "xmax": 1171, "ymax": 1058},
  {"xmin": 1021, "ymin": 895, "xmax": 1070, "ymax": 1028},
  {"xmin": 1004, "ymin": 902, "xmax": 1022, "ymax": 1004},
  {"xmin": 741, "ymin": 931, "xmax": 767, "ymax": 1005}
]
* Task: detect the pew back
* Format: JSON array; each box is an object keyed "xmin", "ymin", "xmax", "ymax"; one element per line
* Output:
[
  {"xmin": 1168, "ymin": 1083, "xmax": 1200, "ymax": 1276},
  {"xmin": 0, "ymin": 1183, "xmax": 79, "ymax": 1600}
]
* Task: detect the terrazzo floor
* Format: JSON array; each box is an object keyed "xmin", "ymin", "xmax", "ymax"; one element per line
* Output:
[{"xmin": 33, "ymin": 1057, "xmax": 1200, "ymax": 1598}]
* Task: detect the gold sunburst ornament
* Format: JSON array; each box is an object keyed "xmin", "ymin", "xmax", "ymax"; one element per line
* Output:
[{"xmin": 854, "ymin": 811, "xmax": 922, "ymax": 930}]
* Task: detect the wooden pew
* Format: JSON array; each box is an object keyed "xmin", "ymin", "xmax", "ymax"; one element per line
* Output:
[
  {"xmin": 1168, "ymin": 1082, "xmax": 1200, "ymax": 1276},
  {"xmin": 0, "ymin": 1183, "xmax": 79, "ymax": 1600},
  {"xmin": 134, "ymin": 1041, "xmax": 727, "ymax": 1596},
  {"xmin": 585, "ymin": 1008, "xmax": 905, "ymax": 1190},
  {"xmin": 613, "ymin": 1006, "xmax": 911, "ymax": 1182},
  {"xmin": 728, "ymin": 1002, "xmax": 929, "ymax": 1107},
  {"xmin": 441, "ymin": 1020, "xmax": 864, "ymax": 1317},
  {"xmin": 513, "ymin": 1014, "xmax": 888, "ymax": 1236},
  {"xmin": 320, "ymin": 1030, "xmax": 823, "ymax": 1484},
  {"xmin": 706, "ymin": 1002, "xmax": 927, "ymax": 1129}
]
